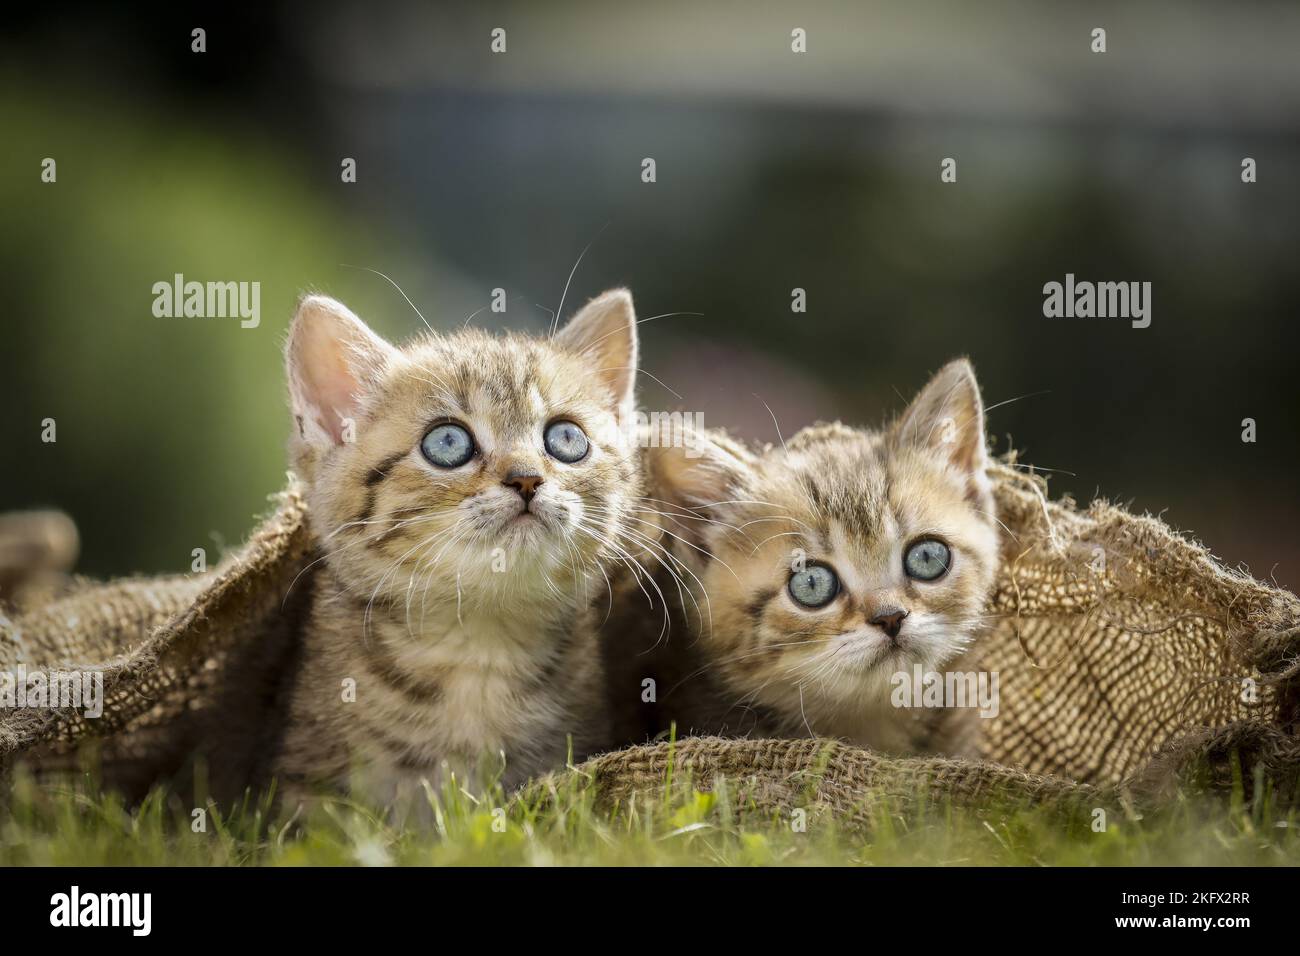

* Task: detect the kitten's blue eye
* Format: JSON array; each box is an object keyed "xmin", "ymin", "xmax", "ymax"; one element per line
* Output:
[
  {"xmin": 904, "ymin": 539, "xmax": 951, "ymax": 581},
  {"xmin": 544, "ymin": 420, "xmax": 589, "ymax": 463},
  {"xmin": 420, "ymin": 422, "xmax": 475, "ymax": 468},
  {"xmin": 788, "ymin": 564, "xmax": 839, "ymax": 609}
]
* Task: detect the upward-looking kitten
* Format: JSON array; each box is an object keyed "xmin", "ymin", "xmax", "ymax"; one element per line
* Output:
[
  {"xmin": 623, "ymin": 359, "xmax": 1000, "ymax": 756},
  {"xmin": 274, "ymin": 289, "xmax": 640, "ymax": 804}
]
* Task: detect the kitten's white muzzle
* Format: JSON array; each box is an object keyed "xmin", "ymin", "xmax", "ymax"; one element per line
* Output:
[{"xmin": 830, "ymin": 630, "xmax": 904, "ymax": 673}]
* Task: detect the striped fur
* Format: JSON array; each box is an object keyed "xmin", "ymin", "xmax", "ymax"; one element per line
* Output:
[
  {"xmin": 273, "ymin": 290, "xmax": 641, "ymax": 807},
  {"xmin": 633, "ymin": 359, "xmax": 1000, "ymax": 756}
]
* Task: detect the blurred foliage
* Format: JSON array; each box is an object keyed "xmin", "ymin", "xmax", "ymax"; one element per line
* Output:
[
  {"xmin": 2, "ymin": 4, "xmax": 1298, "ymax": 591},
  {"xmin": 0, "ymin": 87, "xmax": 447, "ymax": 576}
]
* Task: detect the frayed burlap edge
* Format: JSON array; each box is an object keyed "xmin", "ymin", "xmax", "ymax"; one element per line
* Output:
[
  {"xmin": 0, "ymin": 478, "xmax": 312, "ymax": 767},
  {"xmin": 518, "ymin": 722, "xmax": 1300, "ymax": 832},
  {"xmin": 516, "ymin": 735, "xmax": 1108, "ymax": 831}
]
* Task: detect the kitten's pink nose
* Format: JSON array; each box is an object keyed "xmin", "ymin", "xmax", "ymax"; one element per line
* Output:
[
  {"xmin": 503, "ymin": 471, "xmax": 544, "ymax": 505},
  {"xmin": 869, "ymin": 607, "xmax": 909, "ymax": 641}
]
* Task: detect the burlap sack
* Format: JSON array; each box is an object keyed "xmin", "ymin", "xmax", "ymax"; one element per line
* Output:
[{"xmin": 2, "ymin": 460, "xmax": 1297, "ymax": 819}]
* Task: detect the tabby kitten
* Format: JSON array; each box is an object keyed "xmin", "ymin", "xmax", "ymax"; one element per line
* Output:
[
  {"xmin": 274, "ymin": 289, "xmax": 640, "ymax": 805},
  {"xmin": 628, "ymin": 360, "xmax": 1000, "ymax": 756}
]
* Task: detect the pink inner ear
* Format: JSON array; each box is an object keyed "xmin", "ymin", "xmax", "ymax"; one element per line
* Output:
[
  {"xmin": 302, "ymin": 339, "xmax": 360, "ymax": 445},
  {"xmin": 935, "ymin": 414, "xmax": 982, "ymax": 481}
]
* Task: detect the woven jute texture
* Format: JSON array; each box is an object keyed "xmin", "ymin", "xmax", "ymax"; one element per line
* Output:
[
  {"xmin": 517, "ymin": 735, "xmax": 1112, "ymax": 829},
  {"xmin": 2, "ymin": 460, "xmax": 1298, "ymax": 815},
  {"xmin": 0, "ymin": 481, "xmax": 316, "ymax": 801}
]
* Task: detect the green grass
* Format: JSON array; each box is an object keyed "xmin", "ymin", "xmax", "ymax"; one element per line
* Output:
[{"xmin": 3, "ymin": 760, "xmax": 1298, "ymax": 866}]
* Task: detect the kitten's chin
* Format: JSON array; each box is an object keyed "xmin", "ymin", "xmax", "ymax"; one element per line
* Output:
[
  {"xmin": 492, "ymin": 509, "xmax": 573, "ymax": 554},
  {"xmin": 498, "ymin": 510, "xmax": 545, "ymax": 538},
  {"xmin": 831, "ymin": 638, "xmax": 911, "ymax": 677}
]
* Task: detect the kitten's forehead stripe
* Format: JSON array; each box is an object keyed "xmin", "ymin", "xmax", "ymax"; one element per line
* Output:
[
  {"xmin": 789, "ymin": 432, "xmax": 889, "ymax": 542},
  {"xmin": 450, "ymin": 362, "xmax": 471, "ymax": 411}
]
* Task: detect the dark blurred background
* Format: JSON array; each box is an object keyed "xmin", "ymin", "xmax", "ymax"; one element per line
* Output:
[{"xmin": 3, "ymin": 1, "xmax": 1298, "ymax": 588}]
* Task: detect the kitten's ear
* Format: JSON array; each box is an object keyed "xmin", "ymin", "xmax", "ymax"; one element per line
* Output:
[
  {"xmin": 555, "ymin": 288, "xmax": 638, "ymax": 415},
  {"xmin": 894, "ymin": 359, "xmax": 991, "ymax": 499},
  {"xmin": 285, "ymin": 294, "xmax": 398, "ymax": 448}
]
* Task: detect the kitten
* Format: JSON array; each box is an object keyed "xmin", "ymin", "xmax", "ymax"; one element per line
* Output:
[
  {"xmin": 274, "ymin": 289, "xmax": 641, "ymax": 806},
  {"xmin": 616, "ymin": 359, "xmax": 1000, "ymax": 756}
]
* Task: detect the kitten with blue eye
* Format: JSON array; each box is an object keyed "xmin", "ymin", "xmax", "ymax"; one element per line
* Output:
[
  {"xmin": 273, "ymin": 289, "xmax": 640, "ymax": 806},
  {"xmin": 616, "ymin": 360, "xmax": 1000, "ymax": 756}
]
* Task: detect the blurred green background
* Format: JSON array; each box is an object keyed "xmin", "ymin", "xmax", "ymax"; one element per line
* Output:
[{"xmin": 3, "ymin": 1, "xmax": 1298, "ymax": 589}]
